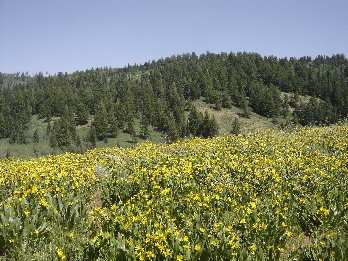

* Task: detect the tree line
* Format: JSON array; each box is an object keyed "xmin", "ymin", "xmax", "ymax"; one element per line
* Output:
[{"xmin": 0, "ymin": 52, "xmax": 347, "ymax": 151}]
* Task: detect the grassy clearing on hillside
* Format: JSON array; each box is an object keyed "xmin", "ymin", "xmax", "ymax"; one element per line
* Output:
[
  {"xmin": 0, "ymin": 126, "xmax": 347, "ymax": 260},
  {"xmin": 194, "ymin": 98, "xmax": 277, "ymax": 135}
]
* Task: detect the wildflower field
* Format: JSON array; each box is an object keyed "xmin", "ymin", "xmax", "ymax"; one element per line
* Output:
[{"xmin": 0, "ymin": 126, "xmax": 347, "ymax": 260}]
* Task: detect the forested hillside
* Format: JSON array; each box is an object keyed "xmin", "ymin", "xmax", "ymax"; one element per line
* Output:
[{"xmin": 0, "ymin": 52, "xmax": 347, "ymax": 155}]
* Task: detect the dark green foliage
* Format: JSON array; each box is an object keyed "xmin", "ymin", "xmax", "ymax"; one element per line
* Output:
[
  {"xmin": 33, "ymin": 129, "xmax": 39, "ymax": 143},
  {"xmin": 126, "ymin": 120, "xmax": 137, "ymax": 143},
  {"xmin": 49, "ymin": 107, "xmax": 77, "ymax": 149},
  {"xmin": 140, "ymin": 116, "xmax": 150, "ymax": 139},
  {"xmin": 108, "ymin": 104, "xmax": 119, "ymax": 138},
  {"xmin": 50, "ymin": 118, "xmax": 70, "ymax": 148},
  {"xmin": 221, "ymin": 92, "xmax": 233, "ymax": 108},
  {"xmin": 290, "ymin": 91, "xmax": 300, "ymax": 107},
  {"xmin": 293, "ymin": 97, "xmax": 337, "ymax": 126},
  {"xmin": 88, "ymin": 126, "xmax": 97, "ymax": 147},
  {"xmin": 249, "ymin": 83, "xmax": 281, "ymax": 117},
  {"xmin": 201, "ymin": 111, "xmax": 219, "ymax": 138},
  {"xmin": 240, "ymin": 95, "xmax": 252, "ymax": 118},
  {"xmin": 188, "ymin": 106, "xmax": 203, "ymax": 136},
  {"xmin": 231, "ymin": 118, "xmax": 241, "ymax": 135},
  {"xmin": 114, "ymin": 102, "xmax": 126, "ymax": 130},
  {"xmin": 166, "ymin": 115, "xmax": 180, "ymax": 142},
  {"xmin": 282, "ymin": 95, "xmax": 290, "ymax": 119},
  {"xmin": 188, "ymin": 107, "xmax": 219, "ymax": 138},
  {"xmin": 0, "ymin": 89, "xmax": 31, "ymax": 143},
  {"xmin": 108, "ymin": 114, "xmax": 119, "ymax": 138},
  {"xmin": 0, "ymin": 113, "xmax": 6, "ymax": 138},
  {"xmin": 62, "ymin": 106, "xmax": 76, "ymax": 130},
  {"xmin": 93, "ymin": 103, "xmax": 108, "ymax": 141},
  {"xmin": 46, "ymin": 119, "xmax": 52, "ymax": 136},
  {"xmin": 9, "ymin": 124, "xmax": 27, "ymax": 144},
  {"xmin": 76, "ymin": 102, "xmax": 89, "ymax": 125}
]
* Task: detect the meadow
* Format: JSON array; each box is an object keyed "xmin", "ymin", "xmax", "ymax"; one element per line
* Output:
[{"xmin": 0, "ymin": 126, "xmax": 347, "ymax": 260}]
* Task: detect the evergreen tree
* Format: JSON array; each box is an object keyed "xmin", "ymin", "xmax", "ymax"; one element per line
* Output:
[
  {"xmin": 125, "ymin": 119, "xmax": 137, "ymax": 143},
  {"xmin": 114, "ymin": 102, "xmax": 126, "ymax": 130},
  {"xmin": 93, "ymin": 102, "xmax": 108, "ymax": 141},
  {"xmin": 231, "ymin": 117, "xmax": 241, "ymax": 135},
  {"xmin": 108, "ymin": 113, "xmax": 119, "ymax": 138},
  {"xmin": 33, "ymin": 129, "xmax": 39, "ymax": 143},
  {"xmin": 9, "ymin": 124, "xmax": 27, "ymax": 144},
  {"xmin": 88, "ymin": 126, "xmax": 97, "ymax": 147},
  {"xmin": 0, "ymin": 113, "xmax": 6, "ymax": 138},
  {"xmin": 221, "ymin": 92, "xmax": 233, "ymax": 108},
  {"xmin": 282, "ymin": 95, "xmax": 290, "ymax": 119},
  {"xmin": 76, "ymin": 102, "xmax": 89, "ymax": 125},
  {"xmin": 290, "ymin": 91, "xmax": 300, "ymax": 108},
  {"xmin": 46, "ymin": 119, "xmax": 52, "ymax": 137},
  {"xmin": 201, "ymin": 111, "xmax": 219, "ymax": 138},
  {"xmin": 167, "ymin": 115, "xmax": 179, "ymax": 142},
  {"xmin": 188, "ymin": 106, "xmax": 203, "ymax": 136},
  {"xmin": 50, "ymin": 117, "xmax": 70, "ymax": 148},
  {"xmin": 210, "ymin": 115, "xmax": 219, "ymax": 137},
  {"xmin": 140, "ymin": 116, "xmax": 150, "ymax": 139},
  {"xmin": 62, "ymin": 106, "xmax": 76, "ymax": 131},
  {"xmin": 240, "ymin": 96, "xmax": 251, "ymax": 118}
]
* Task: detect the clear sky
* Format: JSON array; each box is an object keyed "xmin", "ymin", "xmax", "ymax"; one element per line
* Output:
[{"xmin": 1, "ymin": 0, "xmax": 347, "ymax": 75}]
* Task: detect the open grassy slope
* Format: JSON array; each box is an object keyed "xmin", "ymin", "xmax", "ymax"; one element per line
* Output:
[{"xmin": 193, "ymin": 99, "xmax": 277, "ymax": 135}]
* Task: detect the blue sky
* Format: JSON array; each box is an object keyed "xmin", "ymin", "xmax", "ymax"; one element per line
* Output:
[{"xmin": 1, "ymin": 0, "xmax": 347, "ymax": 75}]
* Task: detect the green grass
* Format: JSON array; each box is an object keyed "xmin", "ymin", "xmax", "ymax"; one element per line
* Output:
[
  {"xmin": 0, "ymin": 116, "xmax": 52, "ymax": 158},
  {"xmin": 193, "ymin": 98, "xmax": 278, "ymax": 135}
]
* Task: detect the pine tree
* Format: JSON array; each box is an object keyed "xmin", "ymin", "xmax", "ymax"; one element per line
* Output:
[
  {"xmin": 62, "ymin": 106, "xmax": 76, "ymax": 132},
  {"xmin": 209, "ymin": 115, "xmax": 219, "ymax": 137},
  {"xmin": 51, "ymin": 117, "xmax": 70, "ymax": 148},
  {"xmin": 108, "ymin": 114, "xmax": 119, "ymax": 138},
  {"xmin": 76, "ymin": 102, "xmax": 89, "ymax": 125},
  {"xmin": 126, "ymin": 119, "xmax": 137, "ymax": 143},
  {"xmin": 9, "ymin": 124, "xmax": 27, "ymax": 144},
  {"xmin": 167, "ymin": 115, "xmax": 179, "ymax": 142},
  {"xmin": 93, "ymin": 103, "xmax": 108, "ymax": 141},
  {"xmin": 108, "ymin": 105, "xmax": 119, "ymax": 138},
  {"xmin": 221, "ymin": 92, "xmax": 232, "ymax": 108},
  {"xmin": 240, "ymin": 96, "xmax": 251, "ymax": 118},
  {"xmin": 0, "ymin": 113, "xmax": 6, "ymax": 138},
  {"xmin": 231, "ymin": 118, "xmax": 241, "ymax": 135},
  {"xmin": 201, "ymin": 111, "xmax": 219, "ymax": 138},
  {"xmin": 88, "ymin": 126, "xmax": 97, "ymax": 147},
  {"xmin": 282, "ymin": 95, "xmax": 290, "ymax": 119},
  {"xmin": 46, "ymin": 119, "xmax": 52, "ymax": 137},
  {"xmin": 33, "ymin": 129, "xmax": 39, "ymax": 143},
  {"xmin": 290, "ymin": 91, "xmax": 300, "ymax": 107},
  {"xmin": 140, "ymin": 116, "xmax": 150, "ymax": 139},
  {"xmin": 114, "ymin": 102, "xmax": 126, "ymax": 130},
  {"xmin": 188, "ymin": 106, "xmax": 203, "ymax": 136}
]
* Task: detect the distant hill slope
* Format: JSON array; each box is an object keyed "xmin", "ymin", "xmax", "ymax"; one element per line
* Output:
[{"xmin": 0, "ymin": 52, "xmax": 347, "ymax": 157}]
